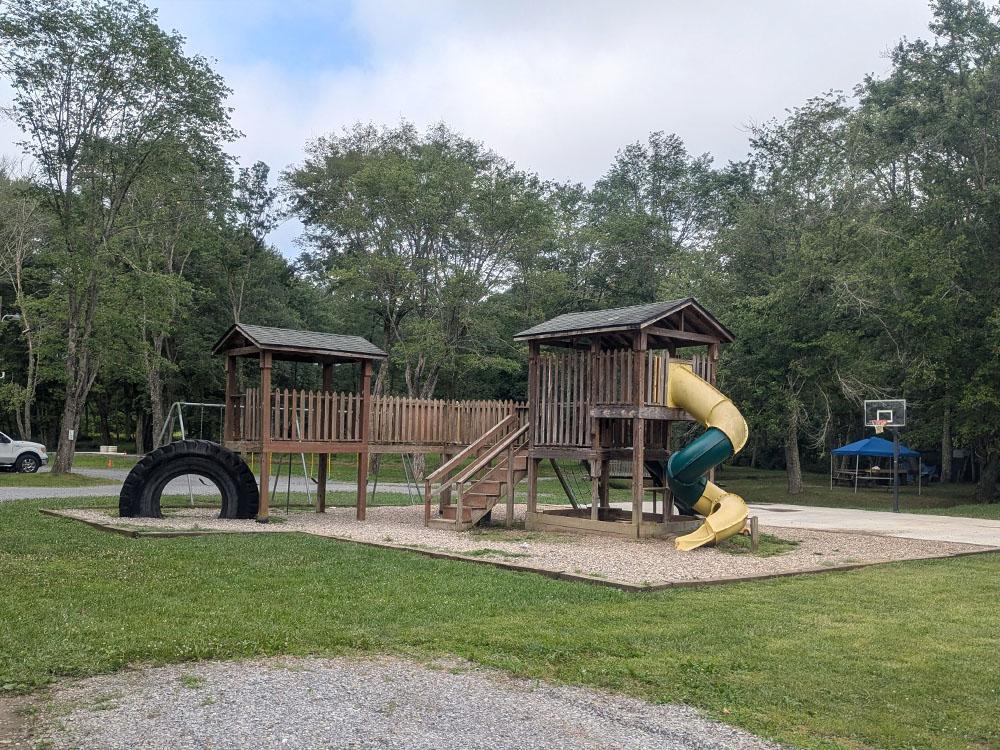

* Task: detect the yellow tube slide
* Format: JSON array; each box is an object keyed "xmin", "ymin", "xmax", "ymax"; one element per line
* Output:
[{"xmin": 666, "ymin": 363, "xmax": 749, "ymax": 551}]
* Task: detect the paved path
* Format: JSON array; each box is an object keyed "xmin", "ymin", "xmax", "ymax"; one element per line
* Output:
[
  {"xmin": 0, "ymin": 467, "xmax": 415, "ymax": 503},
  {"xmin": 747, "ymin": 503, "xmax": 1000, "ymax": 547},
  {"xmin": 613, "ymin": 500, "xmax": 1000, "ymax": 548}
]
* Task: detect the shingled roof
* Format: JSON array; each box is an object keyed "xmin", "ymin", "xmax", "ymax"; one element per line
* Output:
[
  {"xmin": 514, "ymin": 298, "xmax": 734, "ymax": 346},
  {"xmin": 212, "ymin": 323, "xmax": 387, "ymax": 362}
]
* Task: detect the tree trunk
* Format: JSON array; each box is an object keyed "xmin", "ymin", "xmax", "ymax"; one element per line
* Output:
[
  {"xmin": 97, "ymin": 396, "xmax": 112, "ymax": 446},
  {"xmin": 52, "ymin": 321, "xmax": 99, "ymax": 473},
  {"xmin": 135, "ymin": 410, "xmax": 147, "ymax": 456},
  {"xmin": 976, "ymin": 451, "xmax": 999, "ymax": 503},
  {"xmin": 784, "ymin": 408, "xmax": 803, "ymax": 495},
  {"xmin": 941, "ymin": 407, "xmax": 952, "ymax": 483},
  {"xmin": 52, "ymin": 370, "xmax": 96, "ymax": 473},
  {"xmin": 145, "ymin": 334, "xmax": 167, "ymax": 449}
]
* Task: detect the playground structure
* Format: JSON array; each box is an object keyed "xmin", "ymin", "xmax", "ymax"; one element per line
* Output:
[
  {"xmin": 512, "ymin": 298, "xmax": 749, "ymax": 548},
  {"xmin": 122, "ymin": 299, "xmax": 751, "ymax": 550}
]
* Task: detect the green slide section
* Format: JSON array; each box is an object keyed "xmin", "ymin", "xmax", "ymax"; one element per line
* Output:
[{"xmin": 666, "ymin": 427, "xmax": 735, "ymax": 512}]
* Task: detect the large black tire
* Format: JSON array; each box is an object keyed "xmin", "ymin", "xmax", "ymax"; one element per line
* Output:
[{"xmin": 119, "ymin": 440, "xmax": 258, "ymax": 519}]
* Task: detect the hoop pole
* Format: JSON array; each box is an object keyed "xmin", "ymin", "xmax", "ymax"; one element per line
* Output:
[{"xmin": 892, "ymin": 429, "xmax": 900, "ymax": 513}]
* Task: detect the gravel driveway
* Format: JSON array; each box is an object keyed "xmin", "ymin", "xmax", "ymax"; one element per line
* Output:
[{"xmin": 35, "ymin": 656, "xmax": 783, "ymax": 750}]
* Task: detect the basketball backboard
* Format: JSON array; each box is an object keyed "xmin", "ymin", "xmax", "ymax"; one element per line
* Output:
[{"xmin": 864, "ymin": 399, "xmax": 906, "ymax": 428}]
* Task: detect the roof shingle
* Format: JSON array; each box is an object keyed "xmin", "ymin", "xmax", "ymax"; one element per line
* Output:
[
  {"xmin": 514, "ymin": 299, "xmax": 688, "ymax": 339},
  {"xmin": 213, "ymin": 324, "xmax": 387, "ymax": 360}
]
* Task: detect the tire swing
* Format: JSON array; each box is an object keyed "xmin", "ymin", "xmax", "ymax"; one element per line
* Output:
[{"xmin": 119, "ymin": 439, "xmax": 259, "ymax": 519}]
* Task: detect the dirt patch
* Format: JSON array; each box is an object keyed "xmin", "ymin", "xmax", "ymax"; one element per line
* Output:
[{"xmin": 0, "ymin": 694, "xmax": 38, "ymax": 749}]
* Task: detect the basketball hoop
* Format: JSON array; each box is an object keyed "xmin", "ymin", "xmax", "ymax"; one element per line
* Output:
[{"xmin": 873, "ymin": 419, "xmax": 888, "ymax": 435}]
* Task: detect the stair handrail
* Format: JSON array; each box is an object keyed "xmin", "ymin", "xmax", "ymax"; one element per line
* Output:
[
  {"xmin": 424, "ymin": 413, "xmax": 518, "ymax": 524},
  {"xmin": 451, "ymin": 424, "xmax": 528, "ymax": 488},
  {"xmin": 425, "ymin": 413, "xmax": 517, "ymax": 484},
  {"xmin": 454, "ymin": 424, "xmax": 529, "ymax": 530}
]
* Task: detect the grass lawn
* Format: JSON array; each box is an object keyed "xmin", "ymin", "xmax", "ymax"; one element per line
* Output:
[
  {"xmin": 1, "ymin": 495, "xmax": 998, "ymax": 750},
  {"xmin": 0, "ymin": 471, "xmax": 109, "ymax": 488},
  {"xmin": 70, "ymin": 453, "xmax": 140, "ymax": 470},
  {"xmin": 915, "ymin": 502, "xmax": 1000, "ymax": 519},
  {"xmin": 716, "ymin": 532, "xmax": 798, "ymax": 557},
  {"xmin": 714, "ymin": 467, "xmax": 1000, "ymax": 518}
]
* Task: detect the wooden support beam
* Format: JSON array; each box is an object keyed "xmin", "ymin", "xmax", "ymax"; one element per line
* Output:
[
  {"xmin": 708, "ymin": 342, "xmax": 720, "ymax": 485},
  {"xmin": 589, "ymin": 337, "xmax": 601, "ymax": 521},
  {"xmin": 527, "ymin": 457, "xmax": 540, "ymax": 515},
  {"xmin": 631, "ymin": 330, "xmax": 646, "ymax": 537},
  {"xmin": 258, "ymin": 351, "xmax": 272, "ymax": 522},
  {"xmin": 644, "ymin": 326, "xmax": 720, "ymax": 345},
  {"xmin": 590, "ymin": 406, "xmax": 689, "ymax": 420},
  {"xmin": 357, "ymin": 360, "xmax": 372, "ymax": 521},
  {"xmin": 225, "ymin": 345, "xmax": 263, "ymax": 357},
  {"xmin": 526, "ymin": 342, "xmax": 540, "ymax": 515},
  {"xmin": 505, "ymin": 443, "xmax": 515, "ymax": 527},
  {"xmin": 224, "ymin": 354, "xmax": 238, "ymax": 442},
  {"xmin": 316, "ymin": 363, "xmax": 333, "ymax": 513}
]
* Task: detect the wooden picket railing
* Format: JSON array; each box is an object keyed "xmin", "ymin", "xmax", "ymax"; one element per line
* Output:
[
  {"xmin": 535, "ymin": 350, "xmax": 593, "ymax": 447},
  {"xmin": 233, "ymin": 389, "xmax": 523, "ymax": 447},
  {"xmin": 370, "ymin": 396, "xmax": 521, "ymax": 446},
  {"xmin": 532, "ymin": 349, "xmax": 715, "ymax": 447}
]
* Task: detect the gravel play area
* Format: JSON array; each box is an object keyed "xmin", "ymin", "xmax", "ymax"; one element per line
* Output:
[
  {"xmin": 52, "ymin": 504, "xmax": 992, "ymax": 587},
  {"xmin": 34, "ymin": 656, "xmax": 784, "ymax": 750}
]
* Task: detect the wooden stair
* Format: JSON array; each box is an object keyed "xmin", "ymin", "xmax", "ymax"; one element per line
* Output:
[
  {"xmin": 424, "ymin": 416, "xmax": 529, "ymax": 531},
  {"xmin": 430, "ymin": 451, "xmax": 528, "ymax": 529}
]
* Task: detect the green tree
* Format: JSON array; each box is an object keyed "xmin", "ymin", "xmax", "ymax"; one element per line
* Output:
[
  {"xmin": 286, "ymin": 122, "xmax": 552, "ymax": 400},
  {"xmin": 0, "ymin": 0, "xmax": 235, "ymax": 471}
]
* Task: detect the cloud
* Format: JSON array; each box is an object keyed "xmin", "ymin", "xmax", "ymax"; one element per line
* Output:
[
  {"xmin": 2, "ymin": 0, "xmax": 935, "ymax": 255},
  {"xmin": 214, "ymin": 0, "xmax": 933, "ymax": 185}
]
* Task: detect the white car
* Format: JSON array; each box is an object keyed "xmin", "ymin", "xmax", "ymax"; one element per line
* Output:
[{"xmin": 0, "ymin": 431, "xmax": 47, "ymax": 473}]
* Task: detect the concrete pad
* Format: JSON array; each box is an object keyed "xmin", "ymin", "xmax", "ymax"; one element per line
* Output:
[
  {"xmin": 746, "ymin": 504, "xmax": 1000, "ymax": 547},
  {"xmin": 614, "ymin": 501, "xmax": 1000, "ymax": 547}
]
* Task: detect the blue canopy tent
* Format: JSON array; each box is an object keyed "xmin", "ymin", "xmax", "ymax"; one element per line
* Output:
[{"xmin": 830, "ymin": 437, "xmax": 922, "ymax": 494}]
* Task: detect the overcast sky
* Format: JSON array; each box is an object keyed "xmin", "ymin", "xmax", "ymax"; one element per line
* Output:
[{"xmin": 0, "ymin": 0, "xmax": 938, "ymax": 256}]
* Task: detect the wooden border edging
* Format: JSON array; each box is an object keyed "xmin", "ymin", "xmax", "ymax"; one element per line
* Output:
[{"xmin": 39, "ymin": 508, "xmax": 1000, "ymax": 594}]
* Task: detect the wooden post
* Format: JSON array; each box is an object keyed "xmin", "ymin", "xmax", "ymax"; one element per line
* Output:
[
  {"xmin": 224, "ymin": 354, "xmax": 238, "ymax": 443},
  {"xmin": 258, "ymin": 351, "xmax": 272, "ymax": 522},
  {"xmin": 664, "ymin": 419, "xmax": 672, "ymax": 523},
  {"xmin": 599, "ymin": 459, "xmax": 610, "ymax": 508},
  {"xmin": 631, "ymin": 331, "xmax": 646, "ymax": 536},
  {"xmin": 589, "ymin": 337, "xmax": 601, "ymax": 521},
  {"xmin": 505, "ymin": 443, "xmax": 515, "ymax": 527},
  {"xmin": 357, "ymin": 359, "xmax": 372, "ymax": 521},
  {"xmin": 750, "ymin": 515, "xmax": 759, "ymax": 553},
  {"xmin": 527, "ymin": 457, "xmax": 539, "ymax": 516},
  {"xmin": 526, "ymin": 342, "xmax": 540, "ymax": 517},
  {"xmin": 316, "ymin": 362, "xmax": 333, "ymax": 513},
  {"xmin": 707, "ymin": 342, "xmax": 719, "ymax": 485}
]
